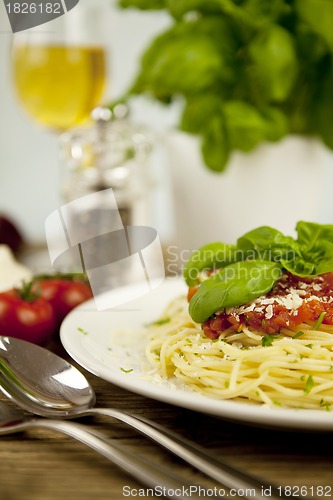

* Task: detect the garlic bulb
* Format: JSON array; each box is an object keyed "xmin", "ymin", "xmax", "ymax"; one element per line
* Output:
[{"xmin": 0, "ymin": 245, "xmax": 32, "ymax": 292}]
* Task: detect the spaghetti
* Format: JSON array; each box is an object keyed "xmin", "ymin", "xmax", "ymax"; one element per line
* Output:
[
  {"xmin": 147, "ymin": 222, "xmax": 333, "ymax": 410},
  {"xmin": 146, "ymin": 295, "xmax": 333, "ymax": 410}
]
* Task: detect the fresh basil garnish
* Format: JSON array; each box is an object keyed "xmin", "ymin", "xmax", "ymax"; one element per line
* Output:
[{"xmin": 184, "ymin": 221, "xmax": 333, "ymax": 323}]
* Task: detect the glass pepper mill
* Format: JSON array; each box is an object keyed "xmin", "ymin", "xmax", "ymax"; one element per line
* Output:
[
  {"xmin": 58, "ymin": 105, "xmax": 160, "ymax": 294},
  {"xmin": 60, "ymin": 104, "xmax": 154, "ymax": 225}
]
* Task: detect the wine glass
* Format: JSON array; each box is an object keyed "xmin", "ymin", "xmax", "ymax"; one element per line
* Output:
[
  {"xmin": 10, "ymin": 3, "xmax": 109, "ymax": 274},
  {"xmin": 11, "ymin": 3, "xmax": 108, "ymax": 132}
]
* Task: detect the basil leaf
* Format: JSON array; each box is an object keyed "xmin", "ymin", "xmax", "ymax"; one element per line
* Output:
[
  {"xmin": 296, "ymin": 0, "xmax": 333, "ymax": 52},
  {"xmin": 260, "ymin": 106, "xmax": 289, "ymax": 142},
  {"xmin": 119, "ymin": 0, "xmax": 165, "ymax": 8},
  {"xmin": 279, "ymin": 221, "xmax": 333, "ymax": 276},
  {"xmin": 189, "ymin": 260, "xmax": 282, "ymax": 323},
  {"xmin": 309, "ymin": 241, "xmax": 333, "ymax": 275},
  {"xmin": 167, "ymin": 0, "xmax": 286, "ymax": 29},
  {"xmin": 223, "ymin": 101, "xmax": 268, "ymax": 152},
  {"xmin": 248, "ymin": 24, "xmax": 298, "ymax": 102},
  {"xmin": 242, "ymin": 0, "xmax": 287, "ymax": 25},
  {"xmin": 167, "ymin": 0, "xmax": 255, "ymax": 27},
  {"xmin": 283, "ymin": 241, "xmax": 333, "ymax": 277},
  {"xmin": 131, "ymin": 20, "xmax": 232, "ymax": 99},
  {"xmin": 313, "ymin": 64, "xmax": 333, "ymax": 150},
  {"xmin": 201, "ymin": 116, "xmax": 230, "ymax": 172},
  {"xmin": 181, "ymin": 94, "xmax": 224, "ymax": 135},
  {"xmin": 296, "ymin": 220, "xmax": 333, "ymax": 247},
  {"xmin": 183, "ymin": 242, "xmax": 240, "ymax": 287},
  {"xmin": 237, "ymin": 226, "xmax": 299, "ymax": 262},
  {"xmin": 281, "ymin": 257, "xmax": 316, "ymax": 277}
]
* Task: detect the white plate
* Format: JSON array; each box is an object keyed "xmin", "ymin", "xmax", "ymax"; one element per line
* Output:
[{"xmin": 60, "ymin": 277, "xmax": 333, "ymax": 431}]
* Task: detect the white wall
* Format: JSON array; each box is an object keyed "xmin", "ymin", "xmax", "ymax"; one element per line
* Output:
[
  {"xmin": 6, "ymin": 1, "xmax": 332, "ymax": 257},
  {"xmin": 0, "ymin": 0, "xmax": 175, "ymax": 245}
]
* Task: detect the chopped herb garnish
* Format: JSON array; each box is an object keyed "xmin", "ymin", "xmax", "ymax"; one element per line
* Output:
[
  {"xmin": 320, "ymin": 399, "xmax": 331, "ymax": 411},
  {"xmin": 292, "ymin": 331, "xmax": 304, "ymax": 339},
  {"xmin": 147, "ymin": 317, "xmax": 171, "ymax": 327},
  {"xmin": 120, "ymin": 367, "xmax": 133, "ymax": 373},
  {"xmin": 77, "ymin": 327, "xmax": 88, "ymax": 335},
  {"xmin": 304, "ymin": 375, "xmax": 314, "ymax": 394},
  {"xmin": 224, "ymin": 381, "xmax": 229, "ymax": 388},
  {"xmin": 305, "ymin": 344, "xmax": 313, "ymax": 349},
  {"xmin": 313, "ymin": 312, "xmax": 326, "ymax": 330},
  {"xmin": 261, "ymin": 334, "xmax": 280, "ymax": 346}
]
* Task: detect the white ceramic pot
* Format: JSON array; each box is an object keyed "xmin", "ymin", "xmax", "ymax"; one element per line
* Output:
[{"xmin": 165, "ymin": 131, "xmax": 333, "ymax": 254}]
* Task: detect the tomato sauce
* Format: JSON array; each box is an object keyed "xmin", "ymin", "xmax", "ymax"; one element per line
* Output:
[{"xmin": 197, "ymin": 272, "xmax": 333, "ymax": 339}]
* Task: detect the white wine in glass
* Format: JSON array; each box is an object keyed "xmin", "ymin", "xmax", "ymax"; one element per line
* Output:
[{"xmin": 11, "ymin": 5, "xmax": 107, "ymax": 131}]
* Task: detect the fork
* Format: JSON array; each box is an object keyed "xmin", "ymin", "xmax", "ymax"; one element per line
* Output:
[{"xmin": 0, "ymin": 401, "xmax": 204, "ymax": 500}]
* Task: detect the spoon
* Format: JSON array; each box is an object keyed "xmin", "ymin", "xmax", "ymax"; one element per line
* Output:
[
  {"xmin": 0, "ymin": 400, "xmax": 197, "ymax": 500},
  {"xmin": 0, "ymin": 336, "xmax": 287, "ymax": 499}
]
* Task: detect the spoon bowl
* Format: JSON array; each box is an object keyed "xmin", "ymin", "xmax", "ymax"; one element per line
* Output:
[{"xmin": 0, "ymin": 336, "xmax": 95, "ymax": 416}]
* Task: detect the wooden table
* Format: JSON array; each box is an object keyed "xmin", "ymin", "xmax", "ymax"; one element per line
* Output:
[{"xmin": 0, "ymin": 340, "xmax": 332, "ymax": 500}]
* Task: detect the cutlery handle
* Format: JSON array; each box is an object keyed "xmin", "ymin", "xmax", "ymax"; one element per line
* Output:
[
  {"xmin": 88, "ymin": 408, "xmax": 292, "ymax": 500},
  {"xmin": 7, "ymin": 418, "xmax": 201, "ymax": 500}
]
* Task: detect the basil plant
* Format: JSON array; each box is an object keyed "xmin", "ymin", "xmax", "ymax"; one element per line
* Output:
[{"xmin": 117, "ymin": 0, "xmax": 333, "ymax": 172}]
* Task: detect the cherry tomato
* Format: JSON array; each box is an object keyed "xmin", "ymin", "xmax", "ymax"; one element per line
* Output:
[
  {"xmin": 37, "ymin": 277, "xmax": 93, "ymax": 326},
  {"xmin": 0, "ymin": 289, "xmax": 56, "ymax": 345}
]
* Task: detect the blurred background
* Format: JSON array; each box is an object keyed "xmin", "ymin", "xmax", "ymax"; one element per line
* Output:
[
  {"xmin": 1, "ymin": 0, "xmax": 333, "ymax": 268},
  {"xmin": 0, "ymin": 0, "xmax": 177, "ymax": 248}
]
